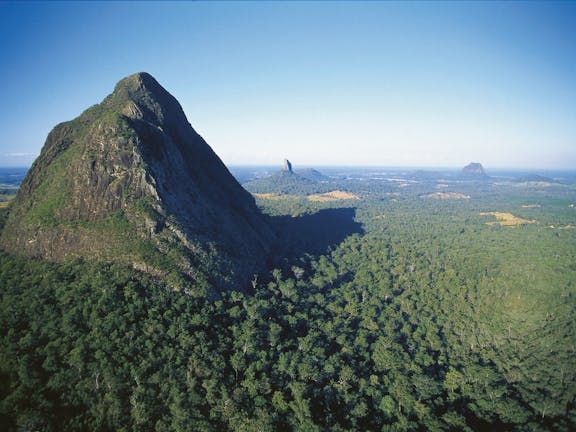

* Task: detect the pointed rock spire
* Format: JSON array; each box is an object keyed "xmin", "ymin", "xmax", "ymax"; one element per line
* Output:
[
  {"xmin": 1, "ymin": 72, "xmax": 275, "ymax": 292},
  {"xmin": 282, "ymin": 159, "xmax": 293, "ymax": 172}
]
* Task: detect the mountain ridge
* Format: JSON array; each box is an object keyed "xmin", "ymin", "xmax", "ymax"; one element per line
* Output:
[{"xmin": 243, "ymin": 160, "xmax": 330, "ymax": 195}]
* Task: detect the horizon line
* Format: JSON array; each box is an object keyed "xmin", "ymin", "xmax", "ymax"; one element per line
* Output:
[{"xmin": 1, "ymin": 164, "xmax": 574, "ymax": 172}]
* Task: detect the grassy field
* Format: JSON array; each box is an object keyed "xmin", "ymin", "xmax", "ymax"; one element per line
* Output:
[
  {"xmin": 480, "ymin": 211, "xmax": 536, "ymax": 226},
  {"xmin": 307, "ymin": 190, "xmax": 360, "ymax": 202},
  {"xmin": 255, "ymin": 190, "xmax": 360, "ymax": 202},
  {"xmin": 421, "ymin": 192, "xmax": 471, "ymax": 199},
  {"xmin": 0, "ymin": 195, "xmax": 15, "ymax": 209}
]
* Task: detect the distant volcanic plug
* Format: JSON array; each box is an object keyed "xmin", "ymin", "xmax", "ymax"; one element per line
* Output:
[
  {"xmin": 282, "ymin": 158, "xmax": 293, "ymax": 172},
  {"xmin": 462, "ymin": 162, "xmax": 488, "ymax": 178}
]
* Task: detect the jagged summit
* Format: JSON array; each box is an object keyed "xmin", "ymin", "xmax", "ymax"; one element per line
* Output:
[
  {"xmin": 113, "ymin": 72, "xmax": 167, "ymax": 100},
  {"xmin": 243, "ymin": 159, "xmax": 329, "ymax": 195},
  {"xmin": 117, "ymin": 71, "xmax": 158, "ymax": 90},
  {"xmin": 282, "ymin": 159, "xmax": 293, "ymax": 172},
  {"xmin": 108, "ymin": 72, "xmax": 188, "ymax": 128},
  {"xmin": 1, "ymin": 72, "xmax": 275, "ymax": 293}
]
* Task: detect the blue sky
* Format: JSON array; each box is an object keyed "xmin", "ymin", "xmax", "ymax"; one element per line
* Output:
[{"xmin": 0, "ymin": 1, "xmax": 575, "ymax": 169}]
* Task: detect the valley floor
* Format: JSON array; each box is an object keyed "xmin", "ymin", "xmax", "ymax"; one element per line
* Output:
[{"xmin": 1, "ymin": 166, "xmax": 575, "ymax": 431}]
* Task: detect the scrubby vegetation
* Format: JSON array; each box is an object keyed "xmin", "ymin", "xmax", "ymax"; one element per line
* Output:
[
  {"xmin": 244, "ymin": 170, "xmax": 331, "ymax": 195},
  {"xmin": 1, "ymin": 171, "xmax": 575, "ymax": 431}
]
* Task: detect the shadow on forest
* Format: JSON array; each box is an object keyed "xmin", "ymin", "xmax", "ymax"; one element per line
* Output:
[{"xmin": 267, "ymin": 207, "xmax": 363, "ymax": 258}]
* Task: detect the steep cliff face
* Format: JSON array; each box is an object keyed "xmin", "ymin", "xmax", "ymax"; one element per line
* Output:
[{"xmin": 1, "ymin": 73, "xmax": 275, "ymax": 292}]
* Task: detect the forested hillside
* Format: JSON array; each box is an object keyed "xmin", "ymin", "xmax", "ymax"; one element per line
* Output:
[{"xmin": 1, "ymin": 176, "xmax": 575, "ymax": 431}]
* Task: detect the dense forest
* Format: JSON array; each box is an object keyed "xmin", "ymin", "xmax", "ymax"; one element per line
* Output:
[{"xmin": 1, "ymin": 172, "xmax": 575, "ymax": 431}]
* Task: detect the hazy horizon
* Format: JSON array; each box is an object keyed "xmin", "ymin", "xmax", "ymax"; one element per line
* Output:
[
  {"xmin": 2, "ymin": 163, "xmax": 574, "ymax": 175},
  {"xmin": 1, "ymin": 1, "xmax": 575, "ymax": 169}
]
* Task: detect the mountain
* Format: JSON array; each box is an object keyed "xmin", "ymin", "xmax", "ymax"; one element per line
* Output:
[
  {"xmin": 296, "ymin": 168, "xmax": 330, "ymax": 182},
  {"xmin": 514, "ymin": 173, "xmax": 559, "ymax": 184},
  {"xmin": 0, "ymin": 72, "xmax": 275, "ymax": 292},
  {"xmin": 461, "ymin": 162, "xmax": 488, "ymax": 178},
  {"xmin": 282, "ymin": 158, "xmax": 293, "ymax": 172},
  {"xmin": 243, "ymin": 160, "xmax": 326, "ymax": 195}
]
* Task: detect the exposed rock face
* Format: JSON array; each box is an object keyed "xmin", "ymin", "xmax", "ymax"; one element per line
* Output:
[
  {"xmin": 282, "ymin": 159, "xmax": 293, "ymax": 172},
  {"xmin": 0, "ymin": 72, "xmax": 275, "ymax": 292},
  {"xmin": 462, "ymin": 162, "xmax": 487, "ymax": 177}
]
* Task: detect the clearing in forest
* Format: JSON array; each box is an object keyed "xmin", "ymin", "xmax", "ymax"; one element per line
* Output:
[
  {"xmin": 421, "ymin": 192, "xmax": 470, "ymax": 199},
  {"xmin": 307, "ymin": 190, "xmax": 360, "ymax": 202},
  {"xmin": 480, "ymin": 212, "xmax": 536, "ymax": 226},
  {"xmin": 0, "ymin": 197, "xmax": 14, "ymax": 209}
]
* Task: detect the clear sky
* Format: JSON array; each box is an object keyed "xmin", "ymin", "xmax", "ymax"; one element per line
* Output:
[{"xmin": 1, "ymin": 1, "xmax": 575, "ymax": 169}]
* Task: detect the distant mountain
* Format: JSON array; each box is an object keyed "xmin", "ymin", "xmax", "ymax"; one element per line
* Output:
[
  {"xmin": 244, "ymin": 170, "xmax": 319, "ymax": 195},
  {"xmin": 243, "ymin": 160, "xmax": 327, "ymax": 195},
  {"xmin": 0, "ymin": 72, "xmax": 275, "ymax": 292},
  {"xmin": 461, "ymin": 162, "xmax": 489, "ymax": 179},
  {"xmin": 514, "ymin": 174, "xmax": 559, "ymax": 184},
  {"xmin": 296, "ymin": 168, "xmax": 330, "ymax": 182}
]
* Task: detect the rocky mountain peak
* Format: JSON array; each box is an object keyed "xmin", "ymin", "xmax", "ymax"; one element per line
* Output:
[
  {"xmin": 0, "ymin": 72, "xmax": 275, "ymax": 293},
  {"xmin": 462, "ymin": 162, "xmax": 487, "ymax": 177},
  {"xmin": 107, "ymin": 72, "xmax": 185, "ymax": 126},
  {"xmin": 282, "ymin": 159, "xmax": 293, "ymax": 173}
]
